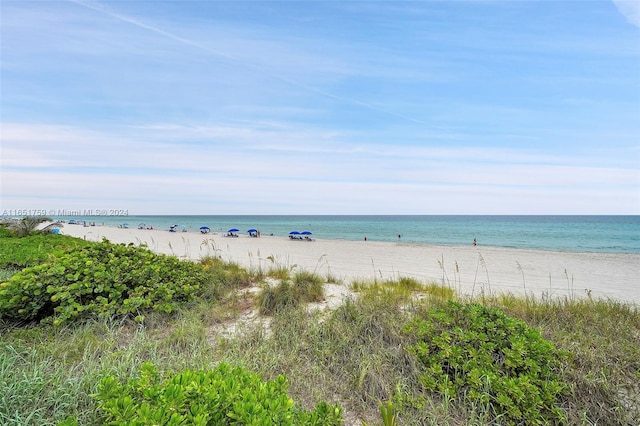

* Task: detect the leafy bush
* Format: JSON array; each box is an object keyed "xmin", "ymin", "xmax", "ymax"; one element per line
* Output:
[
  {"xmin": 93, "ymin": 361, "xmax": 343, "ymax": 425},
  {"xmin": 0, "ymin": 233, "xmax": 90, "ymax": 268},
  {"xmin": 0, "ymin": 226, "xmax": 13, "ymax": 238},
  {"xmin": 0, "ymin": 239, "xmax": 209, "ymax": 325},
  {"xmin": 404, "ymin": 301, "xmax": 568, "ymax": 424}
]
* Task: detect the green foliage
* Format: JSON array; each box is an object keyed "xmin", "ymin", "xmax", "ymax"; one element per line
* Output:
[
  {"xmin": 199, "ymin": 256, "xmax": 254, "ymax": 300},
  {"xmin": 495, "ymin": 294, "xmax": 640, "ymax": 424},
  {"xmin": 257, "ymin": 272, "xmax": 325, "ymax": 315},
  {"xmin": 267, "ymin": 264, "xmax": 292, "ymax": 281},
  {"xmin": 360, "ymin": 401, "xmax": 398, "ymax": 426},
  {"xmin": 404, "ymin": 301, "xmax": 568, "ymax": 425},
  {"xmin": 0, "ymin": 267, "xmax": 18, "ymax": 281},
  {"xmin": 293, "ymin": 270, "xmax": 325, "ymax": 303},
  {"xmin": 0, "ymin": 233, "xmax": 90, "ymax": 268},
  {"xmin": 0, "ymin": 226, "xmax": 13, "ymax": 238},
  {"xmin": 0, "ymin": 239, "xmax": 209, "ymax": 325},
  {"xmin": 257, "ymin": 280, "xmax": 300, "ymax": 315},
  {"xmin": 93, "ymin": 361, "xmax": 343, "ymax": 425},
  {"xmin": 378, "ymin": 401, "xmax": 397, "ymax": 426},
  {"xmin": 352, "ymin": 278, "xmax": 454, "ymax": 307},
  {"xmin": 2, "ymin": 215, "xmax": 61, "ymax": 237}
]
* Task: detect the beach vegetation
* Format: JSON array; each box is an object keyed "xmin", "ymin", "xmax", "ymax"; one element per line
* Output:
[
  {"xmin": 91, "ymin": 361, "xmax": 343, "ymax": 425},
  {"xmin": 0, "ymin": 215, "xmax": 62, "ymax": 238},
  {"xmin": 199, "ymin": 256, "xmax": 254, "ymax": 299},
  {"xmin": 352, "ymin": 276, "xmax": 455, "ymax": 306},
  {"xmin": 267, "ymin": 264, "xmax": 292, "ymax": 281},
  {"xmin": 361, "ymin": 401, "xmax": 398, "ymax": 426},
  {"xmin": 0, "ymin": 231, "xmax": 90, "ymax": 268},
  {"xmin": 293, "ymin": 270, "xmax": 325, "ymax": 303},
  {"xmin": 0, "ymin": 239, "xmax": 209, "ymax": 325},
  {"xmin": 324, "ymin": 272, "xmax": 341, "ymax": 285},
  {"xmin": 0, "ymin": 226, "xmax": 13, "ymax": 238},
  {"xmin": 257, "ymin": 279, "xmax": 300, "ymax": 315},
  {"xmin": 257, "ymin": 271, "xmax": 325, "ymax": 315},
  {"xmin": 1, "ymin": 234, "xmax": 638, "ymax": 425},
  {"xmin": 404, "ymin": 300, "xmax": 568, "ymax": 424}
]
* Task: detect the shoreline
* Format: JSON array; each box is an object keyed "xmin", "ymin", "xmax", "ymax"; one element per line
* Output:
[
  {"xmin": 47, "ymin": 214, "xmax": 640, "ymax": 255},
  {"xmin": 60, "ymin": 224, "xmax": 640, "ymax": 304}
]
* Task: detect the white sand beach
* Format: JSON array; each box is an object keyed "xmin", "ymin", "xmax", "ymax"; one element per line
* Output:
[{"xmin": 61, "ymin": 224, "xmax": 640, "ymax": 304}]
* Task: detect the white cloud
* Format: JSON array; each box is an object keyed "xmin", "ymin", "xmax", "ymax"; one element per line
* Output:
[
  {"xmin": 612, "ymin": 0, "xmax": 640, "ymax": 27},
  {"xmin": 2, "ymin": 122, "xmax": 638, "ymax": 215}
]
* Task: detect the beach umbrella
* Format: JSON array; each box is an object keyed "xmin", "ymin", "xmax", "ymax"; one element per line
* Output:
[
  {"xmin": 301, "ymin": 231, "xmax": 312, "ymax": 235},
  {"xmin": 228, "ymin": 228, "xmax": 240, "ymax": 233},
  {"xmin": 247, "ymin": 228, "xmax": 258, "ymax": 233},
  {"xmin": 200, "ymin": 226, "xmax": 210, "ymax": 230},
  {"xmin": 289, "ymin": 231, "xmax": 300, "ymax": 235}
]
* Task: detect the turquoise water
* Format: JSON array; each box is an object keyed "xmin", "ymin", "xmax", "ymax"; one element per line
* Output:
[{"xmin": 57, "ymin": 215, "xmax": 640, "ymax": 254}]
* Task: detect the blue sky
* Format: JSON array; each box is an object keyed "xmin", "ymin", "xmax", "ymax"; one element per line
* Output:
[{"xmin": 1, "ymin": 0, "xmax": 639, "ymax": 215}]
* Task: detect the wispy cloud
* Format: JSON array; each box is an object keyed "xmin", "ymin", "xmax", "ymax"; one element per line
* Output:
[
  {"xmin": 3, "ymin": 121, "xmax": 637, "ymax": 214},
  {"xmin": 69, "ymin": 0, "xmax": 432, "ymax": 126},
  {"xmin": 612, "ymin": 0, "xmax": 640, "ymax": 27}
]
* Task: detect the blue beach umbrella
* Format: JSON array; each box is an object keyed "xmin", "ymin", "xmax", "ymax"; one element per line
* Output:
[
  {"xmin": 301, "ymin": 231, "xmax": 312, "ymax": 235},
  {"xmin": 228, "ymin": 228, "xmax": 240, "ymax": 233},
  {"xmin": 247, "ymin": 228, "xmax": 258, "ymax": 233},
  {"xmin": 289, "ymin": 231, "xmax": 300, "ymax": 235},
  {"xmin": 200, "ymin": 226, "xmax": 210, "ymax": 230}
]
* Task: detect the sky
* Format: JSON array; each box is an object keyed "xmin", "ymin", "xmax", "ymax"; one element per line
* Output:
[{"xmin": 1, "ymin": 0, "xmax": 639, "ymax": 215}]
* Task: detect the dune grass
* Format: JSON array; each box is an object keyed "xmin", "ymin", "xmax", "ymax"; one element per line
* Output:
[
  {"xmin": 1, "ymin": 233, "xmax": 638, "ymax": 425},
  {"xmin": 3, "ymin": 284, "xmax": 638, "ymax": 425}
]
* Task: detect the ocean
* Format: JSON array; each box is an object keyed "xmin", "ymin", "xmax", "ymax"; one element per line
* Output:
[{"xmin": 56, "ymin": 215, "xmax": 640, "ymax": 254}]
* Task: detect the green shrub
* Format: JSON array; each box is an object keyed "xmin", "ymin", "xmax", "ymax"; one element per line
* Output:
[
  {"xmin": 404, "ymin": 301, "xmax": 568, "ymax": 425},
  {"xmin": 0, "ymin": 233, "xmax": 90, "ymax": 268},
  {"xmin": 0, "ymin": 239, "xmax": 209, "ymax": 325},
  {"xmin": 93, "ymin": 361, "xmax": 343, "ymax": 425},
  {"xmin": 0, "ymin": 226, "xmax": 13, "ymax": 238}
]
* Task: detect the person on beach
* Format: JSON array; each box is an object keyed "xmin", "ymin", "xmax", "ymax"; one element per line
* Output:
[{"xmin": 473, "ymin": 238, "xmax": 477, "ymax": 246}]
